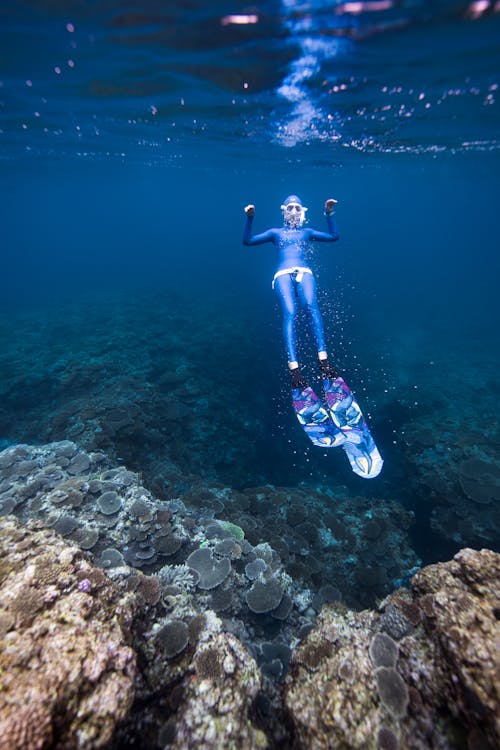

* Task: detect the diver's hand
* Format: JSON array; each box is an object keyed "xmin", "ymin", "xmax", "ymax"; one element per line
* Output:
[
  {"xmin": 244, "ymin": 204, "xmax": 255, "ymax": 217},
  {"xmin": 325, "ymin": 198, "xmax": 338, "ymax": 214}
]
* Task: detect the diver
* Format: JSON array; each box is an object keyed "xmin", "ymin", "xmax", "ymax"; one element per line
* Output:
[{"xmin": 243, "ymin": 194, "xmax": 340, "ymax": 389}]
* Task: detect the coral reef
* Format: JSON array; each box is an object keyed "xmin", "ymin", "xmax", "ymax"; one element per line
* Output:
[
  {"xmin": 0, "ymin": 511, "xmax": 497, "ymax": 749},
  {"xmin": 285, "ymin": 547, "xmax": 500, "ymax": 750},
  {"xmin": 394, "ymin": 347, "xmax": 500, "ymax": 554},
  {"xmin": 0, "ymin": 518, "xmax": 137, "ymax": 750},
  {"xmin": 0, "ymin": 440, "xmax": 420, "ymax": 673},
  {"xmin": 1, "ymin": 293, "xmax": 498, "ymax": 572},
  {"xmin": 135, "ymin": 618, "xmax": 266, "ymax": 750},
  {"xmin": 0, "ymin": 297, "xmax": 273, "ymax": 490}
]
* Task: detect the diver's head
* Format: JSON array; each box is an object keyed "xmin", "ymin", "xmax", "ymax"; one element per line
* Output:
[{"xmin": 281, "ymin": 195, "xmax": 308, "ymax": 228}]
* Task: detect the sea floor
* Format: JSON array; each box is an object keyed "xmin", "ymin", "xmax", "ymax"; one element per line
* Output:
[{"xmin": 1, "ymin": 287, "xmax": 498, "ymax": 577}]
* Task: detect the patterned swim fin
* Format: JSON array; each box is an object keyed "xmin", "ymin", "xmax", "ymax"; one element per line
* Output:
[
  {"xmin": 322, "ymin": 376, "xmax": 383, "ymax": 479},
  {"xmin": 292, "ymin": 385, "xmax": 346, "ymax": 448}
]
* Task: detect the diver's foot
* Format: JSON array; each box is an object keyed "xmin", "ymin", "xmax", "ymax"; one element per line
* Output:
[
  {"xmin": 318, "ymin": 357, "xmax": 339, "ymax": 380},
  {"xmin": 290, "ymin": 366, "xmax": 308, "ymax": 390}
]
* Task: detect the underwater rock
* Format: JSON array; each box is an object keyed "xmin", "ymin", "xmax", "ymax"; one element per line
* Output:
[
  {"xmin": 285, "ymin": 547, "xmax": 500, "ymax": 750},
  {"xmin": 0, "ymin": 517, "xmax": 137, "ymax": 750},
  {"xmin": 0, "ymin": 496, "xmax": 16, "ymax": 515}
]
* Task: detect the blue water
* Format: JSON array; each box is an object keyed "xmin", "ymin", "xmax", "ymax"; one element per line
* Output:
[{"xmin": 1, "ymin": 1, "xmax": 499, "ymax": 564}]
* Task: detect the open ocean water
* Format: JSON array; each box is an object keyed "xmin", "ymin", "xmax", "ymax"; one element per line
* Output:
[{"xmin": 0, "ymin": 0, "xmax": 499, "ymax": 592}]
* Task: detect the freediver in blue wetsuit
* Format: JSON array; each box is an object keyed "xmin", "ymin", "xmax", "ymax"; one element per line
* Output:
[{"xmin": 243, "ymin": 194, "xmax": 340, "ymax": 388}]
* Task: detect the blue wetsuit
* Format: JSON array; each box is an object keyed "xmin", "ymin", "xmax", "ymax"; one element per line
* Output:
[{"xmin": 243, "ymin": 212, "xmax": 339, "ymax": 363}]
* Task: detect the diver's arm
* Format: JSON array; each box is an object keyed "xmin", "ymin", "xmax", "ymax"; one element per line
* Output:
[
  {"xmin": 243, "ymin": 206, "xmax": 275, "ymax": 245},
  {"xmin": 309, "ymin": 200, "xmax": 339, "ymax": 242}
]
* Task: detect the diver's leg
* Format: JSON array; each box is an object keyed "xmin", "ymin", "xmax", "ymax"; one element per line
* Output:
[
  {"xmin": 300, "ymin": 274, "xmax": 326, "ymax": 352},
  {"xmin": 274, "ymin": 275, "xmax": 307, "ymax": 388},
  {"xmin": 300, "ymin": 274, "xmax": 338, "ymax": 378},
  {"xmin": 274, "ymin": 274, "xmax": 298, "ymax": 363}
]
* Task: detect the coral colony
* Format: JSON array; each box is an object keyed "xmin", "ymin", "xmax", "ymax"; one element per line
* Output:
[{"xmin": 1, "ymin": 440, "xmax": 499, "ymax": 748}]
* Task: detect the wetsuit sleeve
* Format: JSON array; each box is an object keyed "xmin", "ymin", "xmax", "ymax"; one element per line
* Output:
[
  {"xmin": 309, "ymin": 213, "xmax": 340, "ymax": 242},
  {"xmin": 243, "ymin": 216, "xmax": 275, "ymax": 245}
]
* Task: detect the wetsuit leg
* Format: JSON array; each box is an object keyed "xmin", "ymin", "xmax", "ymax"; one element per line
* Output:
[
  {"xmin": 274, "ymin": 274, "xmax": 299, "ymax": 362},
  {"xmin": 298, "ymin": 273, "xmax": 327, "ymax": 353}
]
